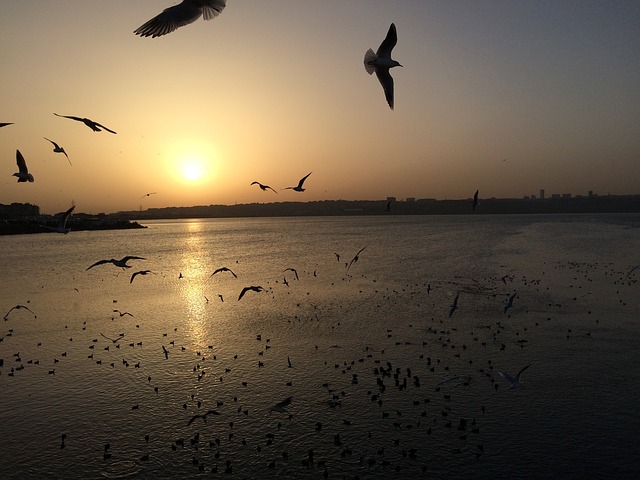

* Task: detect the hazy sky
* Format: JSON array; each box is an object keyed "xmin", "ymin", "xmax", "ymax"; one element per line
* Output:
[{"xmin": 2, "ymin": 1, "xmax": 639, "ymax": 214}]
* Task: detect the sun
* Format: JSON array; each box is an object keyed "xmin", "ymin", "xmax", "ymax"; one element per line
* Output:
[{"xmin": 178, "ymin": 155, "xmax": 207, "ymax": 183}]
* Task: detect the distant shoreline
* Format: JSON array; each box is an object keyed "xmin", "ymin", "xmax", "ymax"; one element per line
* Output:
[{"xmin": 0, "ymin": 219, "xmax": 146, "ymax": 236}]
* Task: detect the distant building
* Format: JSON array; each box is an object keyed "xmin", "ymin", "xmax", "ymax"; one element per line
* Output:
[
  {"xmin": 0, "ymin": 202, "xmax": 40, "ymax": 219},
  {"xmin": 540, "ymin": 189, "xmax": 545, "ymax": 200},
  {"xmin": 386, "ymin": 197, "xmax": 396, "ymax": 202},
  {"xmin": 562, "ymin": 193, "xmax": 571, "ymax": 198},
  {"xmin": 406, "ymin": 197, "xmax": 416, "ymax": 202}
]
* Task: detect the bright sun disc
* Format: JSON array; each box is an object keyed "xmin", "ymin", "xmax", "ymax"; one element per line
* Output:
[{"xmin": 179, "ymin": 156, "xmax": 207, "ymax": 183}]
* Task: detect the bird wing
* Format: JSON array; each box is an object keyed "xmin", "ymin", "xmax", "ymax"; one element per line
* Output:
[
  {"xmin": 134, "ymin": 1, "xmax": 207, "ymax": 38},
  {"xmin": 16, "ymin": 150, "xmax": 29, "ymax": 174},
  {"xmin": 238, "ymin": 287, "xmax": 250, "ymax": 301},
  {"xmin": 297, "ymin": 172, "xmax": 312, "ymax": 188},
  {"xmin": 60, "ymin": 205, "xmax": 75, "ymax": 228},
  {"xmin": 130, "ymin": 271, "xmax": 141, "ymax": 284},
  {"xmin": 87, "ymin": 259, "xmax": 111, "ymax": 270},
  {"xmin": 44, "ymin": 137, "xmax": 59, "ymax": 148},
  {"xmin": 93, "ymin": 122, "xmax": 117, "ymax": 134},
  {"xmin": 376, "ymin": 23, "xmax": 398, "ymax": 58},
  {"xmin": 0, "ymin": 122, "xmax": 14, "ymax": 127},
  {"xmin": 375, "ymin": 69, "xmax": 395, "ymax": 110},
  {"xmin": 499, "ymin": 371, "xmax": 516, "ymax": 385},
  {"xmin": 121, "ymin": 256, "xmax": 146, "ymax": 263},
  {"xmin": 515, "ymin": 364, "xmax": 530, "ymax": 381},
  {"xmin": 201, "ymin": 1, "xmax": 227, "ymax": 20},
  {"xmin": 54, "ymin": 113, "xmax": 84, "ymax": 122}
]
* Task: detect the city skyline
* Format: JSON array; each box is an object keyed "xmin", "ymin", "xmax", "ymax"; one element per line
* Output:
[{"xmin": 2, "ymin": 1, "xmax": 640, "ymax": 214}]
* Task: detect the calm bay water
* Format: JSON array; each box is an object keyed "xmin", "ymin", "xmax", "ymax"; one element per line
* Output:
[{"xmin": 1, "ymin": 214, "xmax": 639, "ymax": 479}]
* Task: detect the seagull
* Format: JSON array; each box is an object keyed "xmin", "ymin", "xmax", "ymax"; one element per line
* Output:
[
  {"xmin": 44, "ymin": 137, "xmax": 71, "ymax": 165},
  {"xmin": 4, "ymin": 304, "xmax": 36, "ymax": 321},
  {"xmin": 0, "ymin": 122, "xmax": 13, "ymax": 128},
  {"xmin": 449, "ymin": 293, "xmax": 459, "ymax": 317},
  {"xmin": 100, "ymin": 332, "xmax": 125, "ymax": 343},
  {"xmin": 346, "ymin": 246, "xmax": 367, "ymax": 271},
  {"xmin": 187, "ymin": 409, "xmax": 220, "ymax": 425},
  {"xmin": 504, "ymin": 292, "xmax": 517, "ymax": 314},
  {"xmin": 498, "ymin": 364, "xmax": 530, "ymax": 389},
  {"xmin": 271, "ymin": 396, "xmax": 293, "ymax": 413},
  {"xmin": 238, "ymin": 285, "xmax": 263, "ymax": 301},
  {"xmin": 210, "ymin": 267, "xmax": 237, "ymax": 278},
  {"xmin": 284, "ymin": 172, "xmax": 312, "ymax": 192},
  {"xmin": 251, "ymin": 181, "xmax": 278, "ymax": 193},
  {"xmin": 87, "ymin": 256, "xmax": 146, "ymax": 271},
  {"xmin": 130, "ymin": 270, "xmax": 153, "ymax": 284},
  {"xmin": 45, "ymin": 205, "xmax": 75, "ymax": 234},
  {"xmin": 140, "ymin": 192, "xmax": 157, "ymax": 199},
  {"xmin": 364, "ymin": 23, "xmax": 403, "ymax": 110},
  {"xmin": 134, "ymin": 0, "xmax": 227, "ymax": 38},
  {"xmin": 113, "ymin": 309, "xmax": 133, "ymax": 317},
  {"xmin": 334, "ymin": 253, "xmax": 340, "ymax": 262},
  {"xmin": 13, "ymin": 150, "xmax": 34, "ymax": 183},
  {"xmin": 472, "ymin": 190, "xmax": 479, "ymax": 211},
  {"xmin": 284, "ymin": 268, "xmax": 299, "ymax": 281},
  {"xmin": 385, "ymin": 200, "xmax": 392, "ymax": 212},
  {"xmin": 162, "ymin": 345, "xmax": 169, "ymax": 359},
  {"xmin": 54, "ymin": 113, "xmax": 117, "ymax": 134}
]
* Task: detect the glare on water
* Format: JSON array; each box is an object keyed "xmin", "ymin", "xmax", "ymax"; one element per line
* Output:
[{"xmin": 1, "ymin": 214, "xmax": 640, "ymax": 479}]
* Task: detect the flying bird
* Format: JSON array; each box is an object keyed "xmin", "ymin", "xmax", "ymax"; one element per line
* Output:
[
  {"xmin": 346, "ymin": 246, "xmax": 367, "ymax": 271},
  {"xmin": 130, "ymin": 270, "xmax": 153, "ymax": 284},
  {"xmin": 113, "ymin": 310, "xmax": 133, "ymax": 317},
  {"xmin": 54, "ymin": 113, "xmax": 116, "ymax": 134},
  {"xmin": 238, "ymin": 286, "xmax": 263, "ymax": 301},
  {"xmin": 45, "ymin": 205, "xmax": 75, "ymax": 234},
  {"xmin": 449, "ymin": 293, "xmax": 460, "ymax": 317},
  {"xmin": 498, "ymin": 364, "xmax": 531, "ymax": 389},
  {"xmin": 4, "ymin": 304, "xmax": 36, "ymax": 321},
  {"xmin": 271, "ymin": 396, "xmax": 293, "ymax": 413},
  {"xmin": 472, "ymin": 190, "xmax": 479, "ymax": 211},
  {"xmin": 284, "ymin": 268, "xmax": 299, "ymax": 281},
  {"xmin": 284, "ymin": 172, "xmax": 312, "ymax": 192},
  {"xmin": 187, "ymin": 409, "xmax": 220, "ymax": 425},
  {"xmin": 87, "ymin": 256, "xmax": 146, "ymax": 271},
  {"xmin": 210, "ymin": 267, "xmax": 237, "ymax": 278},
  {"xmin": 364, "ymin": 23, "xmax": 403, "ymax": 109},
  {"xmin": 13, "ymin": 150, "xmax": 34, "ymax": 183},
  {"xmin": 504, "ymin": 292, "xmax": 517, "ymax": 314},
  {"xmin": 140, "ymin": 192, "xmax": 157, "ymax": 199},
  {"xmin": 134, "ymin": 0, "xmax": 227, "ymax": 38},
  {"xmin": 251, "ymin": 181, "xmax": 278, "ymax": 193},
  {"xmin": 44, "ymin": 137, "xmax": 71, "ymax": 165}
]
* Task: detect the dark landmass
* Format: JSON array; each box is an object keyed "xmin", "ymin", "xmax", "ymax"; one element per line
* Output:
[{"xmin": 116, "ymin": 194, "xmax": 640, "ymax": 220}]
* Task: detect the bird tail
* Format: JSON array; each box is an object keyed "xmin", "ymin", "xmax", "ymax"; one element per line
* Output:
[{"xmin": 364, "ymin": 49, "xmax": 376, "ymax": 74}]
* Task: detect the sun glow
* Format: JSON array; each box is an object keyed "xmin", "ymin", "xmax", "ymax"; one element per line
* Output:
[{"xmin": 182, "ymin": 160, "xmax": 205, "ymax": 182}]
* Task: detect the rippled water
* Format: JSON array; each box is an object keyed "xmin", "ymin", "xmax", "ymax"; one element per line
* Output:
[{"xmin": 1, "ymin": 214, "xmax": 640, "ymax": 479}]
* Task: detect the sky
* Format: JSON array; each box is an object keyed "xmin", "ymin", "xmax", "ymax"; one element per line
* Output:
[{"xmin": 1, "ymin": 1, "xmax": 639, "ymax": 214}]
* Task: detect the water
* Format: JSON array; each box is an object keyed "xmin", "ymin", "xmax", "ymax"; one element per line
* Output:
[{"xmin": 1, "ymin": 214, "xmax": 640, "ymax": 479}]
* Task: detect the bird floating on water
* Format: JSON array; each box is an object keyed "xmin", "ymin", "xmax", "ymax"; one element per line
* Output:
[
  {"xmin": 135, "ymin": 0, "xmax": 227, "ymax": 38},
  {"xmin": 44, "ymin": 137, "xmax": 71, "ymax": 165},
  {"xmin": 251, "ymin": 182, "xmax": 277, "ymax": 193},
  {"xmin": 87, "ymin": 256, "xmax": 146, "ymax": 271},
  {"xmin": 45, "ymin": 205, "xmax": 75, "ymax": 234},
  {"xmin": 498, "ymin": 364, "xmax": 530, "ymax": 389},
  {"xmin": 364, "ymin": 23, "xmax": 402, "ymax": 110},
  {"xmin": 238, "ymin": 286, "xmax": 263, "ymax": 301},
  {"xmin": 13, "ymin": 150, "xmax": 34, "ymax": 183},
  {"xmin": 284, "ymin": 172, "xmax": 312, "ymax": 192},
  {"xmin": 54, "ymin": 113, "xmax": 116, "ymax": 134}
]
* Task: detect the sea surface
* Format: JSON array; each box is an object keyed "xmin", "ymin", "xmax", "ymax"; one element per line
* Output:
[{"xmin": 1, "ymin": 214, "xmax": 639, "ymax": 479}]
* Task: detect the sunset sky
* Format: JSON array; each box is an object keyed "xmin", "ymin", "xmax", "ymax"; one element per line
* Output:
[{"xmin": 1, "ymin": 1, "xmax": 639, "ymax": 214}]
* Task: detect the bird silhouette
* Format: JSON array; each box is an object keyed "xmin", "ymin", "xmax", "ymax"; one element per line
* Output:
[
  {"xmin": 284, "ymin": 172, "xmax": 312, "ymax": 192},
  {"xmin": 87, "ymin": 256, "xmax": 146, "ymax": 271},
  {"xmin": 210, "ymin": 267, "xmax": 237, "ymax": 278},
  {"xmin": 135, "ymin": 0, "xmax": 227, "ymax": 38},
  {"xmin": 238, "ymin": 286, "xmax": 263, "ymax": 301},
  {"xmin": 498, "ymin": 364, "xmax": 531, "ymax": 389},
  {"xmin": 472, "ymin": 190, "xmax": 479, "ymax": 211},
  {"xmin": 449, "ymin": 293, "xmax": 460, "ymax": 317},
  {"xmin": 504, "ymin": 292, "xmax": 517, "ymax": 314},
  {"xmin": 140, "ymin": 192, "xmax": 157, "ymax": 199},
  {"xmin": 187, "ymin": 409, "xmax": 220, "ymax": 426},
  {"xmin": 347, "ymin": 247, "xmax": 367, "ymax": 271},
  {"xmin": 54, "ymin": 113, "xmax": 116, "ymax": 134},
  {"xmin": 45, "ymin": 205, "xmax": 75, "ymax": 234},
  {"xmin": 271, "ymin": 396, "xmax": 293, "ymax": 413},
  {"xmin": 284, "ymin": 268, "xmax": 299, "ymax": 280},
  {"xmin": 44, "ymin": 137, "xmax": 71, "ymax": 165},
  {"xmin": 13, "ymin": 150, "xmax": 34, "ymax": 183},
  {"xmin": 251, "ymin": 181, "xmax": 278, "ymax": 193},
  {"xmin": 130, "ymin": 270, "xmax": 153, "ymax": 284},
  {"xmin": 364, "ymin": 23, "xmax": 403, "ymax": 109},
  {"xmin": 4, "ymin": 304, "xmax": 36, "ymax": 320},
  {"xmin": 0, "ymin": 122, "xmax": 14, "ymax": 128}
]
